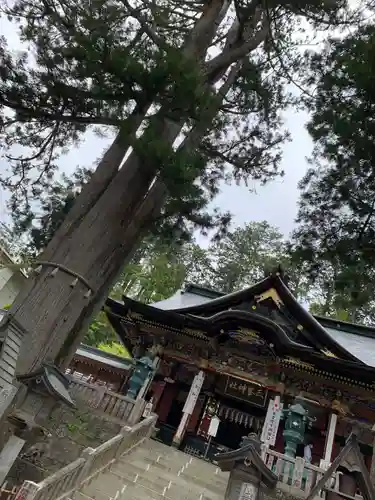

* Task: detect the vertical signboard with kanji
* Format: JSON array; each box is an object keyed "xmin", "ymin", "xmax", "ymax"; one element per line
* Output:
[
  {"xmin": 183, "ymin": 370, "xmax": 205, "ymax": 415},
  {"xmin": 261, "ymin": 396, "xmax": 283, "ymax": 446}
]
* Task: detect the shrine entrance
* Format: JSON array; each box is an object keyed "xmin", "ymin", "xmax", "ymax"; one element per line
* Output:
[{"xmin": 214, "ymin": 396, "xmax": 266, "ymax": 450}]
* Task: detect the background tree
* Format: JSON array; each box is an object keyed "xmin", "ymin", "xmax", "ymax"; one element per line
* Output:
[
  {"xmin": 0, "ymin": 0, "xmax": 357, "ymax": 377},
  {"xmin": 206, "ymin": 221, "xmax": 286, "ymax": 292},
  {"xmin": 202, "ymin": 221, "xmax": 308, "ymax": 299},
  {"xmin": 292, "ymin": 23, "xmax": 375, "ymax": 324},
  {"xmin": 97, "ymin": 341, "xmax": 130, "ymax": 358}
]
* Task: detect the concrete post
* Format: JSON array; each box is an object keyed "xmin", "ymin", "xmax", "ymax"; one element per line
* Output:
[{"xmin": 0, "ymin": 435, "xmax": 25, "ymax": 485}]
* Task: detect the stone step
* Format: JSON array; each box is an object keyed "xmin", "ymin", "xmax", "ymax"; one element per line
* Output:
[
  {"xmin": 120, "ymin": 455, "xmax": 187, "ymax": 474},
  {"xmin": 119, "ymin": 483, "xmax": 163, "ymax": 500},
  {"xmin": 113, "ymin": 468, "xmax": 220, "ymax": 500},
  {"xmin": 177, "ymin": 477, "xmax": 223, "ymax": 498},
  {"xmin": 114, "ymin": 464, "xmax": 183, "ymax": 488},
  {"xmin": 83, "ymin": 472, "xmax": 130, "ymax": 499},
  {"xmin": 75, "ymin": 438, "xmax": 228, "ymax": 500},
  {"xmin": 78, "ymin": 486, "xmax": 111, "ymax": 500},
  {"xmin": 182, "ymin": 464, "xmax": 228, "ymax": 481},
  {"xmin": 117, "ymin": 469, "xmax": 171, "ymax": 495},
  {"xmin": 129, "ymin": 448, "xmax": 190, "ymax": 465},
  {"xmin": 111, "ymin": 461, "xmax": 149, "ymax": 477},
  {"xmin": 171, "ymin": 473, "xmax": 224, "ymax": 499},
  {"xmin": 163, "ymin": 484, "xmax": 221, "ymax": 500},
  {"xmin": 184, "ymin": 460, "xmax": 226, "ymax": 476},
  {"xmin": 73, "ymin": 493, "xmax": 97, "ymax": 500},
  {"xmin": 179, "ymin": 469, "xmax": 228, "ymax": 489}
]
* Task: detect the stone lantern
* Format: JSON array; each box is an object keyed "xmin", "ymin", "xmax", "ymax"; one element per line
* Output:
[
  {"xmin": 281, "ymin": 402, "xmax": 316, "ymax": 458},
  {"xmin": 215, "ymin": 434, "xmax": 277, "ymax": 500}
]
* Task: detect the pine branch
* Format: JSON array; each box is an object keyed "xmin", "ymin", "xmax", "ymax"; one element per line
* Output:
[
  {"xmin": 0, "ymin": 98, "xmax": 121, "ymax": 126},
  {"xmin": 120, "ymin": 0, "xmax": 170, "ymax": 50},
  {"xmin": 203, "ymin": 11, "xmax": 269, "ymax": 80}
]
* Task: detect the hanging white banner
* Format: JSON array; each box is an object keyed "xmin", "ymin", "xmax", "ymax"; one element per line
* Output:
[
  {"xmin": 208, "ymin": 416, "xmax": 220, "ymax": 437},
  {"xmin": 261, "ymin": 396, "xmax": 283, "ymax": 446},
  {"xmin": 183, "ymin": 370, "xmax": 205, "ymax": 415}
]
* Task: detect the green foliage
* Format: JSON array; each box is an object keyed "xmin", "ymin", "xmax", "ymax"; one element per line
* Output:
[
  {"xmin": 293, "ymin": 24, "xmax": 375, "ymax": 323},
  {"xmin": 112, "ymin": 239, "xmax": 213, "ymax": 303},
  {"xmin": 84, "ymin": 311, "xmax": 118, "ymax": 347},
  {"xmin": 0, "ymin": 0, "xmax": 355, "ymax": 243},
  {"xmin": 97, "ymin": 342, "xmax": 131, "ymax": 358},
  {"xmin": 206, "ymin": 221, "xmax": 288, "ymax": 293}
]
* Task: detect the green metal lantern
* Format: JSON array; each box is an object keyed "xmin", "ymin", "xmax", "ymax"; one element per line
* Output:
[
  {"xmin": 126, "ymin": 355, "xmax": 154, "ymax": 399},
  {"xmin": 281, "ymin": 402, "xmax": 316, "ymax": 458}
]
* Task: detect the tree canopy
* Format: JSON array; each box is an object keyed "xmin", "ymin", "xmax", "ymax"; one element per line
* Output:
[
  {"xmin": 292, "ymin": 24, "xmax": 375, "ymax": 323},
  {"xmin": 1, "ymin": 0, "xmax": 356, "ymax": 242}
]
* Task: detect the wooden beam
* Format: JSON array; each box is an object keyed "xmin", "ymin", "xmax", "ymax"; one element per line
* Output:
[
  {"xmin": 351, "ymin": 439, "xmax": 375, "ymax": 500},
  {"xmin": 306, "ymin": 434, "xmax": 355, "ymax": 500}
]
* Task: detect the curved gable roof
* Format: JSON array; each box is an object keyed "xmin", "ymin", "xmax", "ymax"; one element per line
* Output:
[
  {"xmin": 106, "ymin": 273, "xmax": 375, "ymax": 369},
  {"xmin": 148, "ymin": 276, "xmax": 366, "ymax": 365}
]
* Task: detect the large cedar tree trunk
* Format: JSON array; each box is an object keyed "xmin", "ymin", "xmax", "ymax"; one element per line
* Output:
[{"xmin": 12, "ymin": 145, "xmax": 157, "ymax": 374}]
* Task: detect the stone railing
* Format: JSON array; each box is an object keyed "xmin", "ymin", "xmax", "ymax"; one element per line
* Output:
[
  {"xmin": 262, "ymin": 447, "xmax": 364, "ymax": 499},
  {"xmin": 15, "ymin": 414, "xmax": 157, "ymax": 500},
  {"xmin": 68, "ymin": 378, "xmax": 138, "ymax": 424},
  {"xmin": 262, "ymin": 447, "xmax": 339, "ymax": 498}
]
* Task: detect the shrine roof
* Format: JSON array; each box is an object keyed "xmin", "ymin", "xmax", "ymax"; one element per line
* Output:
[
  {"xmin": 75, "ymin": 344, "xmax": 133, "ymax": 370},
  {"xmin": 150, "ymin": 284, "xmax": 220, "ymax": 310},
  {"xmin": 150, "ymin": 286, "xmax": 375, "ymax": 367},
  {"xmin": 105, "ymin": 272, "xmax": 375, "ymax": 376}
]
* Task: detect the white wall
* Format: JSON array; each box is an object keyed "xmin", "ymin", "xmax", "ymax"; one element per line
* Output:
[{"xmin": 0, "ymin": 252, "xmax": 26, "ymax": 307}]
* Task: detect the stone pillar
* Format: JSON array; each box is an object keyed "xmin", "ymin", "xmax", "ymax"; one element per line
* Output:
[
  {"xmin": 172, "ymin": 370, "xmax": 205, "ymax": 448},
  {"xmin": 0, "ymin": 435, "xmax": 25, "ymax": 485},
  {"xmin": 320, "ymin": 412, "xmax": 338, "ymax": 468}
]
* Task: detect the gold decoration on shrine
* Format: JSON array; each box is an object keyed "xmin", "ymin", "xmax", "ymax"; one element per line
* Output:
[
  {"xmin": 234, "ymin": 328, "xmax": 265, "ymax": 346},
  {"xmin": 283, "ymin": 356, "xmax": 315, "ymax": 371},
  {"xmin": 199, "ymin": 358, "xmax": 209, "ymax": 369},
  {"xmin": 254, "ymin": 288, "xmax": 283, "ymax": 307},
  {"xmin": 128, "ymin": 311, "xmax": 144, "ymax": 321},
  {"xmin": 331, "ymin": 399, "xmax": 352, "ymax": 416},
  {"xmin": 238, "ymin": 328, "xmax": 260, "ymax": 339},
  {"xmin": 184, "ymin": 328, "xmax": 207, "ymax": 339},
  {"xmin": 321, "ymin": 348, "xmax": 338, "ymax": 359}
]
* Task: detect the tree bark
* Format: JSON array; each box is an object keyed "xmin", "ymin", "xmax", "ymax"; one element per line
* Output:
[
  {"xmin": 42, "ymin": 106, "xmax": 149, "ymax": 260},
  {"xmin": 13, "ymin": 146, "xmax": 157, "ymax": 373},
  {"xmin": 56, "ymin": 180, "xmax": 167, "ymax": 368}
]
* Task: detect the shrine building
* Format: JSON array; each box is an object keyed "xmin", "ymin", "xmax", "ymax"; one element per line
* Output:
[
  {"xmin": 67, "ymin": 344, "xmax": 132, "ymax": 392},
  {"xmin": 105, "ymin": 270, "xmax": 375, "ymax": 475}
]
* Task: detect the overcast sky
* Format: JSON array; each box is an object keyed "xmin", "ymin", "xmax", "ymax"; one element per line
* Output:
[{"xmin": 0, "ymin": 16, "xmax": 313, "ymax": 240}]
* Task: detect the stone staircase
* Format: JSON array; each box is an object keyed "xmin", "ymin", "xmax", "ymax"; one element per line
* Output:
[{"xmin": 77, "ymin": 439, "xmax": 228, "ymax": 500}]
